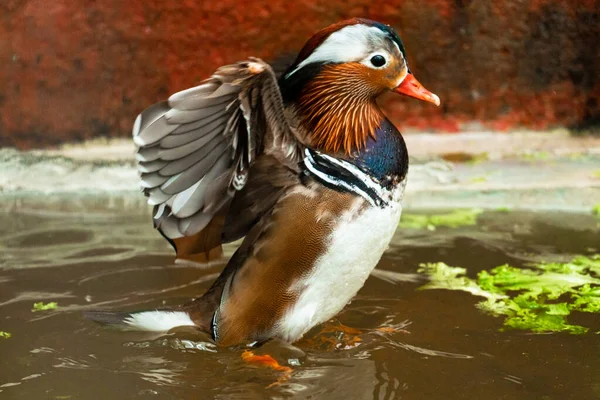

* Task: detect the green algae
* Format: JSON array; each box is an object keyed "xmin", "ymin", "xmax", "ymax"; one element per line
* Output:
[
  {"xmin": 593, "ymin": 203, "xmax": 600, "ymax": 218},
  {"xmin": 399, "ymin": 209, "xmax": 483, "ymax": 231},
  {"xmin": 418, "ymin": 255, "xmax": 600, "ymax": 334},
  {"xmin": 32, "ymin": 302, "xmax": 58, "ymax": 312}
]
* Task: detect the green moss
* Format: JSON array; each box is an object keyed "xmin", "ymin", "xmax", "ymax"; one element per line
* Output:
[
  {"xmin": 399, "ymin": 214, "xmax": 435, "ymax": 230},
  {"xmin": 469, "ymin": 175, "xmax": 489, "ymax": 184},
  {"xmin": 32, "ymin": 301, "xmax": 58, "ymax": 312},
  {"xmin": 522, "ymin": 151, "xmax": 551, "ymax": 161},
  {"xmin": 418, "ymin": 255, "xmax": 600, "ymax": 334},
  {"xmin": 400, "ymin": 209, "xmax": 483, "ymax": 231},
  {"xmin": 441, "ymin": 152, "xmax": 489, "ymax": 164},
  {"xmin": 593, "ymin": 203, "xmax": 600, "ymax": 218},
  {"xmin": 466, "ymin": 152, "xmax": 490, "ymax": 165},
  {"xmin": 0, "ymin": 331, "xmax": 11, "ymax": 339}
]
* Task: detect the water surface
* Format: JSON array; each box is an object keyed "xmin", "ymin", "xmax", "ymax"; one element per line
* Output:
[{"xmin": 1, "ymin": 197, "xmax": 599, "ymax": 399}]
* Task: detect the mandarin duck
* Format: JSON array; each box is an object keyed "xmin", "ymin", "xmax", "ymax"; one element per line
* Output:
[{"xmin": 87, "ymin": 18, "xmax": 439, "ymax": 347}]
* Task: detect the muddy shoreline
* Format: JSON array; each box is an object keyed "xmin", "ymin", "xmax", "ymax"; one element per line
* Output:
[{"xmin": 1, "ymin": 131, "xmax": 599, "ymax": 212}]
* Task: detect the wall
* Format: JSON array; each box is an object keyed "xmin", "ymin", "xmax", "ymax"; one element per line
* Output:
[{"xmin": 1, "ymin": 0, "xmax": 599, "ymax": 148}]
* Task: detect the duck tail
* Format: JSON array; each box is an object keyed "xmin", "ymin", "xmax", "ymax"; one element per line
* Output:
[{"xmin": 84, "ymin": 310, "xmax": 196, "ymax": 332}]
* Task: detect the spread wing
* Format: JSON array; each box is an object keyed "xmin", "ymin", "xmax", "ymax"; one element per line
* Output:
[{"xmin": 133, "ymin": 58, "xmax": 304, "ymax": 262}]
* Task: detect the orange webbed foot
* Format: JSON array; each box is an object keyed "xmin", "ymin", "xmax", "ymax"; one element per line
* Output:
[
  {"xmin": 241, "ymin": 350, "xmax": 292, "ymax": 373},
  {"xmin": 297, "ymin": 320, "xmax": 411, "ymax": 351},
  {"xmin": 296, "ymin": 321, "xmax": 363, "ymax": 351},
  {"xmin": 241, "ymin": 350, "xmax": 293, "ymax": 388}
]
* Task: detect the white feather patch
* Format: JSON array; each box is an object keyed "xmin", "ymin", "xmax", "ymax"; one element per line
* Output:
[
  {"xmin": 287, "ymin": 24, "xmax": 390, "ymax": 77},
  {"xmin": 124, "ymin": 311, "xmax": 195, "ymax": 332},
  {"xmin": 132, "ymin": 113, "xmax": 142, "ymax": 138},
  {"xmin": 278, "ymin": 182, "xmax": 406, "ymax": 343}
]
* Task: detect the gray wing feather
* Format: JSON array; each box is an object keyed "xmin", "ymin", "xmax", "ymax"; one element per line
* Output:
[
  {"xmin": 136, "ymin": 145, "xmax": 161, "ymax": 162},
  {"xmin": 133, "ymin": 58, "xmax": 303, "ymax": 240},
  {"xmin": 146, "ymin": 187, "xmax": 171, "ymax": 205},
  {"xmin": 168, "ymin": 82, "xmax": 219, "ymax": 109},
  {"xmin": 165, "ymin": 103, "xmax": 228, "ymax": 124},
  {"xmin": 133, "ymin": 102, "xmax": 178, "ymax": 146},
  {"xmin": 179, "ymin": 212, "xmax": 213, "ymax": 236},
  {"xmin": 171, "ymin": 151, "xmax": 230, "ymax": 218},
  {"xmin": 158, "ymin": 127, "xmax": 223, "ymax": 162},
  {"xmin": 170, "ymin": 107, "xmax": 231, "ymax": 135},
  {"xmin": 161, "ymin": 112, "xmax": 229, "ymax": 148},
  {"xmin": 138, "ymin": 159, "xmax": 168, "ymax": 173},
  {"xmin": 159, "ymin": 141, "xmax": 229, "ymax": 195},
  {"xmin": 170, "ymin": 93, "xmax": 234, "ymax": 111},
  {"xmin": 155, "ymin": 215, "xmax": 183, "ymax": 238},
  {"xmin": 140, "ymin": 172, "xmax": 170, "ymax": 189}
]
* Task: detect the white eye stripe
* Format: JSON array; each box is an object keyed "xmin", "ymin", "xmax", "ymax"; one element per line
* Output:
[
  {"xmin": 390, "ymin": 39, "xmax": 402, "ymax": 55},
  {"xmin": 286, "ymin": 24, "xmax": 391, "ymax": 78}
]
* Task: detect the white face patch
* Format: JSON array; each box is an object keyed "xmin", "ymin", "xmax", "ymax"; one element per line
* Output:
[{"xmin": 286, "ymin": 24, "xmax": 403, "ymax": 78}]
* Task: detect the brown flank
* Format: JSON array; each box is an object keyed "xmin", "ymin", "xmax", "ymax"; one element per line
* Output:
[{"xmin": 214, "ymin": 182, "xmax": 362, "ymax": 346}]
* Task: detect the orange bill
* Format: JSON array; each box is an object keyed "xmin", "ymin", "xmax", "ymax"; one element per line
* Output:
[{"xmin": 393, "ymin": 73, "xmax": 440, "ymax": 106}]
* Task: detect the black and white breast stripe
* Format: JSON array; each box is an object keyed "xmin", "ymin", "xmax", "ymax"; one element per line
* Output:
[
  {"xmin": 301, "ymin": 148, "xmax": 388, "ymax": 208},
  {"xmin": 210, "ymin": 312, "xmax": 218, "ymax": 341}
]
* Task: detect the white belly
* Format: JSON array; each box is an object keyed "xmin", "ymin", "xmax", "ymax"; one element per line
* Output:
[{"xmin": 277, "ymin": 189, "xmax": 403, "ymax": 342}]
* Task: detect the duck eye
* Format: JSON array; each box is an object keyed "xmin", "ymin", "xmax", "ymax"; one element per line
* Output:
[{"xmin": 370, "ymin": 55, "xmax": 386, "ymax": 67}]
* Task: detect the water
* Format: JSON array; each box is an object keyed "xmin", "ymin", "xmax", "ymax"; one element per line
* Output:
[{"xmin": 1, "ymin": 196, "xmax": 599, "ymax": 399}]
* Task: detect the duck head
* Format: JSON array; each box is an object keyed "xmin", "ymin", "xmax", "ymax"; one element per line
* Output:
[{"xmin": 280, "ymin": 18, "xmax": 439, "ymax": 154}]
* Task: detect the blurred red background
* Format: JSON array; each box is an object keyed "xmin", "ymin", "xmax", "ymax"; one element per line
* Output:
[{"xmin": 1, "ymin": 0, "xmax": 599, "ymax": 148}]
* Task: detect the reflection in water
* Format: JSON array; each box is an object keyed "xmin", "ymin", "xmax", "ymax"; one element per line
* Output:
[
  {"xmin": 387, "ymin": 341, "xmax": 472, "ymax": 359},
  {"xmin": 53, "ymin": 357, "xmax": 93, "ymax": 369},
  {"xmin": 0, "ymin": 197, "xmax": 599, "ymax": 398}
]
